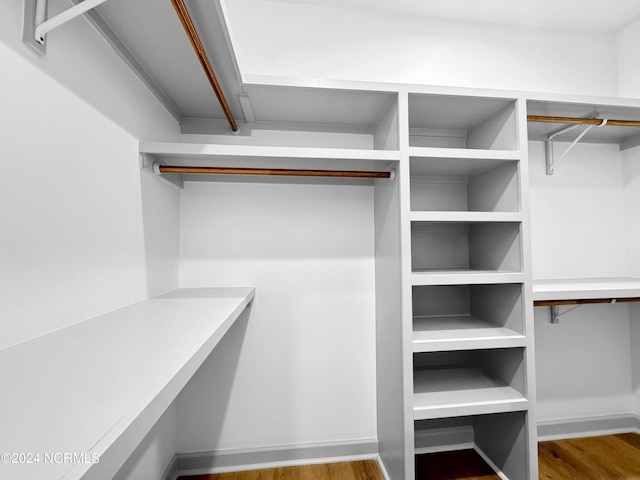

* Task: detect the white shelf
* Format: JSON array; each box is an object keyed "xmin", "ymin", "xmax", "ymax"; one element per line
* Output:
[
  {"xmin": 140, "ymin": 142, "xmax": 400, "ymax": 173},
  {"xmin": 413, "ymin": 367, "xmax": 528, "ymax": 420},
  {"xmin": 412, "ymin": 269, "xmax": 524, "ymax": 286},
  {"xmin": 413, "ymin": 315, "xmax": 526, "ymax": 352},
  {"xmin": 410, "ymin": 211, "xmax": 522, "ymax": 223},
  {"xmin": 409, "ymin": 147, "xmax": 520, "ymax": 160},
  {"xmin": 532, "ymin": 277, "xmax": 640, "ymax": 302},
  {"xmin": 0, "ymin": 287, "xmax": 255, "ymax": 480}
]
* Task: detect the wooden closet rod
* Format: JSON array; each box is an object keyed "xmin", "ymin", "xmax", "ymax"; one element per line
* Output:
[
  {"xmin": 528, "ymin": 115, "xmax": 640, "ymax": 128},
  {"xmin": 170, "ymin": 0, "xmax": 238, "ymax": 132},
  {"xmin": 158, "ymin": 165, "xmax": 393, "ymax": 179},
  {"xmin": 534, "ymin": 297, "xmax": 640, "ymax": 307}
]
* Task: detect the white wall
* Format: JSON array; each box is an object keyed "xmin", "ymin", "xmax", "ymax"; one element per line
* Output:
[
  {"xmin": 176, "ymin": 180, "xmax": 377, "ymax": 452},
  {"xmin": 623, "ymin": 147, "xmax": 640, "ymax": 414},
  {"xmin": 617, "ymin": 17, "xmax": 640, "ymax": 98},
  {"xmin": 0, "ymin": 0, "xmax": 180, "ymax": 350},
  {"xmin": 223, "ymin": 0, "xmax": 619, "ymax": 97},
  {"xmin": 529, "ymin": 141, "xmax": 635, "ymax": 421}
]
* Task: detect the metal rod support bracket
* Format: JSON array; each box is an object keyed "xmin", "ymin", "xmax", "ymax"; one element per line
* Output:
[
  {"xmin": 544, "ymin": 118, "xmax": 607, "ymax": 175},
  {"xmin": 23, "ymin": 0, "xmax": 111, "ymax": 53},
  {"xmin": 549, "ymin": 304, "xmax": 583, "ymax": 324}
]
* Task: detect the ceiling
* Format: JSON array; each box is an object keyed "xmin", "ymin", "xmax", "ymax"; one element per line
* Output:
[{"xmin": 267, "ymin": 0, "xmax": 640, "ymax": 33}]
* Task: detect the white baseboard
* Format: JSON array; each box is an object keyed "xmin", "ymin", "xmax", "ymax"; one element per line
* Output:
[
  {"xmin": 537, "ymin": 414, "xmax": 640, "ymax": 441},
  {"xmin": 176, "ymin": 438, "xmax": 378, "ymax": 476}
]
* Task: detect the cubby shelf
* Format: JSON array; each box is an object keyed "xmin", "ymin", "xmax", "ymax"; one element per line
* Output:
[
  {"xmin": 412, "ymin": 270, "xmax": 525, "ymax": 286},
  {"xmin": 413, "ymin": 367, "xmax": 528, "ymax": 420},
  {"xmin": 413, "ymin": 315, "xmax": 526, "ymax": 352},
  {"xmin": 410, "ymin": 211, "xmax": 522, "ymax": 222}
]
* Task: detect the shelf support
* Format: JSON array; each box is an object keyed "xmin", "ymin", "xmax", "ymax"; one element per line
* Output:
[
  {"xmin": 23, "ymin": 0, "xmax": 112, "ymax": 54},
  {"xmin": 544, "ymin": 119, "xmax": 606, "ymax": 175},
  {"xmin": 549, "ymin": 305, "xmax": 583, "ymax": 324}
]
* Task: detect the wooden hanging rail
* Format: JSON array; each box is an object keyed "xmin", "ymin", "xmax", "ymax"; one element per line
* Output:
[
  {"xmin": 157, "ymin": 165, "xmax": 393, "ymax": 179},
  {"xmin": 170, "ymin": 0, "xmax": 238, "ymax": 132},
  {"xmin": 528, "ymin": 115, "xmax": 640, "ymax": 128},
  {"xmin": 534, "ymin": 297, "xmax": 640, "ymax": 307}
]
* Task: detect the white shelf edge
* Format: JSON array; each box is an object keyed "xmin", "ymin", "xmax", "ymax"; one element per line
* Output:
[
  {"xmin": 411, "ymin": 270, "xmax": 525, "ymax": 286},
  {"xmin": 408, "ymin": 146, "xmax": 520, "ymax": 160},
  {"xmin": 139, "ymin": 141, "xmax": 401, "ymax": 161},
  {"xmin": 413, "ymin": 368, "xmax": 528, "ymax": 420},
  {"xmin": 412, "ymin": 315, "xmax": 525, "ymax": 352},
  {"xmin": 409, "ymin": 211, "xmax": 522, "ymax": 223},
  {"xmin": 532, "ymin": 277, "xmax": 640, "ymax": 301}
]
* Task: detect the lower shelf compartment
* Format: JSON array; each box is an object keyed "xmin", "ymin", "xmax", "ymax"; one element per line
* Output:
[
  {"xmin": 413, "ymin": 348, "xmax": 527, "ymax": 420},
  {"xmin": 414, "ymin": 411, "xmax": 530, "ymax": 479},
  {"xmin": 414, "ymin": 367, "xmax": 527, "ymax": 419},
  {"xmin": 415, "ymin": 449, "xmax": 501, "ymax": 480}
]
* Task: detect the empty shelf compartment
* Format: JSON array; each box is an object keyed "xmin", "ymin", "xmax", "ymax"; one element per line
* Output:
[
  {"xmin": 408, "ymin": 94, "xmax": 518, "ymax": 150},
  {"xmin": 415, "ymin": 411, "xmax": 529, "ymax": 480},
  {"xmin": 411, "ymin": 222, "xmax": 522, "ymax": 275},
  {"xmin": 413, "ymin": 349, "xmax": 527, "ymax": 420},
  {"xmin": 410, "ymin": 159, "xmax": 520, "ymax": 213},
  {"xmin": 413, "ymin": 284, "xmax": 525, "ymax": 352}
]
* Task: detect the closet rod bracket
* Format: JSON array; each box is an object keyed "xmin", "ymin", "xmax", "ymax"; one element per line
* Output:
[
  {"xmin": 549, "ymin": 304, "xmax": 583, "ymax": 324},
  {"xmin": 23, "ymin": 0, "xmax": 111, "ymax": 54},
  {"xmin": 544, "ymin": 118, "xmax": 607, "ymax": 175}
]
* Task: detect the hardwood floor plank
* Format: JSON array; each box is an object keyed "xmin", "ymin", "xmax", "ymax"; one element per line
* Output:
[
  {"xmin": 177, "ymin": 460, "xmax": 384, "ymax": 480},
  {"xmin": 539, "ymin": 433, "xmax": 640, "ymax": 480}
]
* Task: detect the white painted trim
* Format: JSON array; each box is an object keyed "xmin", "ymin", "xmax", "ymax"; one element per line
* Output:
[
  {"xmin": 375, "ymin": 454, "xmax": 391, "ymax": 480},
  {"xmin": 414, "ymin": 443, "xmax": 475, "ymax": 455},
  {"xmin": 161, "ymin": 455, "xmax": 178, "ymax": 480},
  {"xmin": 537, "ymin": 414, "xmax": 640, "ymax": 441},
  {"xmin": 176, "ymin": 438, "xmax": 378, "ymax": 476},
  {"xmin": 474, "ymin": 446, "xmax": 509, "ymax": 480}
]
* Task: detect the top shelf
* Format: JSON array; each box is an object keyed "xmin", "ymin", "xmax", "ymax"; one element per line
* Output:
[
  {"xmin": 532, "ymin": 278, "xmax": 640, "ymax": 303},
  {"xmin": 0, "ymin": 287, "xmax": 255, "ymax": 480},
  {"xmin": 527, "ymin": 100, "xmax": 640, "ymax": 149}
]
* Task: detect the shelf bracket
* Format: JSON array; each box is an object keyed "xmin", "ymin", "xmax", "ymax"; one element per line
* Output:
[
  {"xmin": 23, "ymin": 0, "xmax": 111, "ymax": 55},
  {"xmin": 549, "ymin": 304, "xmax": 584, "ymax": 324},
  {"xmin": 545, "ymin": 118, "xmax": 607, "ymax": 175}
]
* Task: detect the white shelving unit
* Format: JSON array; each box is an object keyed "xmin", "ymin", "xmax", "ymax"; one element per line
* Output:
[
  {"xmin": 0, "ymin": 288, "xmax": 254, "ymax": 480},
  {"xmin": 404, "ymin": 93, "xmax": 536, "ymax": 480}
]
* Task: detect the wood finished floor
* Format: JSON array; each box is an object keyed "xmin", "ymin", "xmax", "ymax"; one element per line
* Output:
[
  {"xmin": 539, "ymin": 433, "xmax": 640, "ymax": 479},
  {"xmin": 176, "ymin": 460, "xmax": 383, "ymax": 480},
  {"xmin": 179, "ymin": 433, "xmax": 640, "ymax": 480}
]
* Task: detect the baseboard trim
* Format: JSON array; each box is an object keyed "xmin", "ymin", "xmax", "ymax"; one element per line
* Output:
[
  {"xmin": 161, "ymin": 455, "xmax": 178, "ymax": 480},
  {"xmin": 474, "ymin": 446, "xmax": 508, "ymax": 480},
  {"xmin": 176, "ymin": 438, "xmax": 378, "ymax": 476},
  {"xmin": 537, "ymin": 414, "xmax": 640, "ymax": 441}
]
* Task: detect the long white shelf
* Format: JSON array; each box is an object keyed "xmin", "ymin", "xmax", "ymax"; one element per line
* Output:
[
  {"xmin": 413, "ymin": 315, "xmax": 526, "ymax": 352},
  {"xmin": 413, "ymin": 367, "xmax": 528, "ymax": 420},
  {"xmin": 140, "ymin": 142, "xmax": 400, "ymax": 173},
  {"xmin": 0, "ymin": 287, "xmax": 255, "ymax": 480},
  {"xmin": 412, "ymin": 269, "xmax": 524, "ymax": 286},
  {"xmin": 532, "ymin": 277, "xmax": 640, "ymax": 302},
  {"xmin": 410, "ymin": 211, "xmax": 522, "ymax": 223}
]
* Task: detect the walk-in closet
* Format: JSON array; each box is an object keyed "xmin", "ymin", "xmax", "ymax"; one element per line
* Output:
[{"xmin": 4, "ymin": 1, "xmax": 640, "ymax": 479}]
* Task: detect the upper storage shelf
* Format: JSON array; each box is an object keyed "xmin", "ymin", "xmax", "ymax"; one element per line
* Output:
[
  {"xmin": 527, "ymin": 99, "xmax": 640, "ymax": 150},
  {"xmin": 408, "ymin": 94, "xmax": 518, "ymax": 151},
  {"xmin": 532, "ymin": 278, "xmax": 640, "ymax": 304}
]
